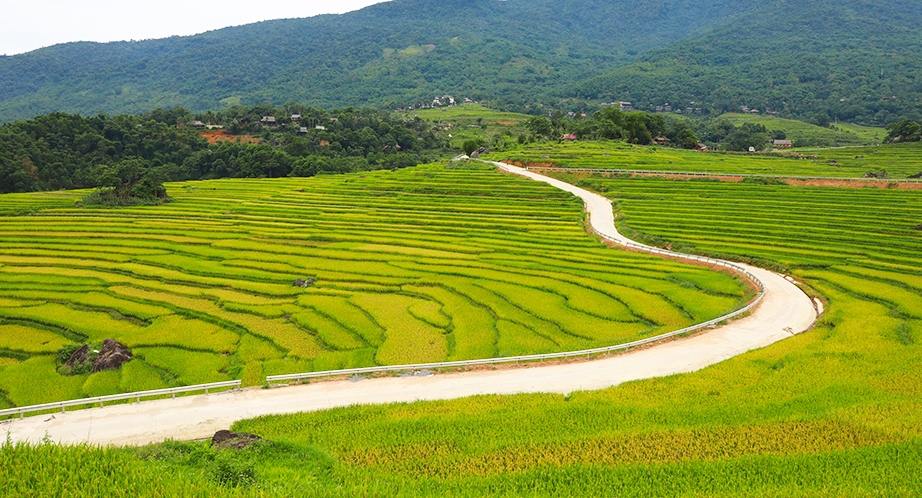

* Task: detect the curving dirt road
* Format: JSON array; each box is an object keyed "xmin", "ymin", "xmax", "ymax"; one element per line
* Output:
[{"xmin": 2, "ymin": 164, "xmax": 818, "ymax": 446}]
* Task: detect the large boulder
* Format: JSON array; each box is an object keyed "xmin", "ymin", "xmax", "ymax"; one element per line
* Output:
[{"xmin": 92, "ymin": 339, "xmax": 132, "ymax": 372}]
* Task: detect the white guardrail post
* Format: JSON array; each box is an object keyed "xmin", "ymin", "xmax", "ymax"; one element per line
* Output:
[
  {"xmin": 265, "ymin": 164, "xmax": 768, "ymax": 386},
  {"xmin": 0, "ymin": 380, "xmax": 241, "ymax": 420}
]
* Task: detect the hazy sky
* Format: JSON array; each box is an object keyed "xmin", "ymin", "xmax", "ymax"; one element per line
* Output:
[{"xmin": 0, "ymin": 0, "xmax": 386, "ymax": 56}]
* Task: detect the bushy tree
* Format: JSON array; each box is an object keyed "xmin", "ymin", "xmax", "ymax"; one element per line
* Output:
[
  {"xmin": 886, "ymin": 119, "xmax": 922, "ymax": 142},
  {"xmin": 526, "ymin": 116, "xmax": 555, "ymax": 139},
  {"xmin": 462, "ymin": 139, "xmax": 484, "ymax": 156}
]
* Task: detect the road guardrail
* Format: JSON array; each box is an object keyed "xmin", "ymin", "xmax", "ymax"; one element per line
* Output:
[{"xmin": 0, "ymin": 380, "xmax": 241, "ymax": 420}]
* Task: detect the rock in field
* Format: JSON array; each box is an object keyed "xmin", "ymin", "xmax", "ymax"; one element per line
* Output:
[
  {"xmin": 211, "ymin": 430, "xmax": 265, "ymax": 449},
  {"xmin": 92, "ymin": 339, "xmax": 132, "ymax": 372}
]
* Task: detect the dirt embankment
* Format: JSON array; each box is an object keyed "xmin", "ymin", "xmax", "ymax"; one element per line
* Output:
[{"xmin": 201, "ymin": 131, "xmax": 260, "ymax": 144}]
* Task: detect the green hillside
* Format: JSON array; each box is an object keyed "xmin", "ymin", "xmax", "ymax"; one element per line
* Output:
[
  {"xmin": 4, "ymin": 0, "xmax": 922, "ymax": 124},
  {"xmin": 0, "ymin": 0, "xmax": 759, "ymax": 122},
  {"xmin": 577, "ymin": 0, "xmax": 922, "ymax": 125},
  {"xmin": 715, "ymin": 113, "xmax": 885, "ymax": 147},
  {"xmin": 400, "ymin": 103, "xmax": 532, "ymax": 149}
]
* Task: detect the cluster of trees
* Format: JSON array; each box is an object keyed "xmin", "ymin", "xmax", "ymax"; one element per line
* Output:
[
  {"xmin": 886, "ymin": 120, "xmax": 922, "ymax": 143},
  {"xmin": 523, "ymin": 108, "xmax": 701, "ymax": 148},
  {"xmin": 694, "ymin": 121, "xmax": 786, "ymax": 152},
  {"xmin": 0, "ymin": 106, "xmax": 442, "ymax": 194}
]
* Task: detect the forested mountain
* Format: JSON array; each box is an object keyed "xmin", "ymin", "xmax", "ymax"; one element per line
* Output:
[
  {"xmin": 1, "ymin": 0, "xmax": 920, "ymax": 124},
  {"xmin": 0, "ymin": 0, "xmax": 759, "ymax": 122},
  {"xmin": 576, "ymin": 0, "xmax": 922, "ymax": 124}
]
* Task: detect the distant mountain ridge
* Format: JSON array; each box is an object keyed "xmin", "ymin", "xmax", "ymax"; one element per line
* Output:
[
  {"xmin": 576, "ymin": 0, "xmax": 922, "ymax": 124},
  {"xmin": 0, "ymin": 0, "xmax": 758, "ymax": 121},
  {"xmin": 0, "ymin": 0, "xmax": 920, "ymax": 123}
]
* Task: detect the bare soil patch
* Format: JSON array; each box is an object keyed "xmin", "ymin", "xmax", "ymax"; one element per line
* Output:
[{"xmin": 201, "ymin": 130, "xmax": 260, "ymax": 144}]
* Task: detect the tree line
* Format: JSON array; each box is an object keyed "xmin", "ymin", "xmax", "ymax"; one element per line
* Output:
[{"xmin": 0, "ymin": 105, "xmax": 443, "ymax": 194}]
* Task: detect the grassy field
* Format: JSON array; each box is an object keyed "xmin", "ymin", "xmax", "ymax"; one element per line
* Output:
[
  {"xmin": 491, "ymin": 140, "xmax": 922, "ymax": 178},
  {"xmin": 4, "ymin": 168, "xmax": 921, "ymax": 495},
  {"xmin": 400, "ymin": 104, "xmax": 532, "ymax": 150},
  {"xmin": 0, "ymin": 164, "xmax": 750, "ymax": 408},
  {"xmin": 716, "ymin": 113, "xmax": 886, "ymax": 147}
]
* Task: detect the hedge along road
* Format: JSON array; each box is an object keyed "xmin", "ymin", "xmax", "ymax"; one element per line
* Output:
[{"xmin": 2, "ymin": 162, "xmax": 818, "ymax": 446}]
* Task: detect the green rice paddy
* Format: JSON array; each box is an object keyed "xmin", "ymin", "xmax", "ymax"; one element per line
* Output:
[
  {"xmin": 493, "ymin": 140, "xmax": 922, "ymax": 178},
  {"xmin": 0, "ymin": 164, "xmax": 750, "ymax": 408},
  {"xmin": 4, "ymin": 165, "xmax": 921, "ymax": 496}
]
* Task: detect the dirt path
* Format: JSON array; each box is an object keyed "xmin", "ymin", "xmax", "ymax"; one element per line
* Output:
[{"xmin": 3, "ymin": 164, "xmax": 818, "ymax": 446}]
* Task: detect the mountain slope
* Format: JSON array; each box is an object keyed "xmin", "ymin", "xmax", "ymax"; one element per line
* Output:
[
  {"xmin": 0, "ymin": 0, "xmax": 756, "ymax": 121},
  {"xmin": 576, "ymin": 0, "xmax": 922, "ymax": 124}
]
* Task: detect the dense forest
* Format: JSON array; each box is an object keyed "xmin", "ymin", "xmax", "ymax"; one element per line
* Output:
[
  {"xmin": 576, "ymin": 0, "xmax": 922, "ymax": 125},
  {"xmin": 7, "ymin": 0, "xmax": 922, "ymax": 125},
  {"xmin": 0, "ymin": 105, "xmax": 441, "ymax": 194}
]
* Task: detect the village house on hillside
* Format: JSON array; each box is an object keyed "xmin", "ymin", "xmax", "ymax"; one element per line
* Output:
[{"xmin": 773, "ymin": 139, "xmax": 793, "ymax": 149}]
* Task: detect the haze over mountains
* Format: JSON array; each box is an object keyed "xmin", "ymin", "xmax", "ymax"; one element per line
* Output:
[{"xmin": 0, "ymin": 0, "xmax": 919, "ymax": 123}]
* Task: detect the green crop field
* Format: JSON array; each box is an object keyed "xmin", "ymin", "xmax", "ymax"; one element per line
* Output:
[
  {"xmin": 4, "ymin": 166, "xmax": 922, "ymax": 496},
  {"xmin": 492, "ymin": 140, "xmax": 922, "ymax": 179},
  {"xmin": 0, "ymin": 164, "xmax": 750, "ymax": 409},
  {"xmin": 716, "ymin": 113, "xmax": 886, "ymax": 147},
  {"xmin": 400, "ymin": 104, "xmax": 531, "ymax": 150}
]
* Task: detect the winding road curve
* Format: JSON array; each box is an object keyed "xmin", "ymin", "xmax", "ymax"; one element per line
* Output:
[{"xmin": 3, "ymin": 163, "xmax": 818, "ymax": 446}]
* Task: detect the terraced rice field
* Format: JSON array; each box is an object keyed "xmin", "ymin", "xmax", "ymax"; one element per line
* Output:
[
  {"xmin": 0, "ymin": 164, "xmax": 751, "ymax": 408},
  {"xmin": 4, "ymin": 168, "xmax": 921, "ymax": 496},
  {"xmin": 493, "ymin": 141, "xmax": 922, "ymax": 178}
]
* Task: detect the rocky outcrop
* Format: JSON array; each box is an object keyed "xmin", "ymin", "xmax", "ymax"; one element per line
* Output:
[
  {"xmin": 293, "ymin": 278, "xmax": 315, "ymax": 288},
  {"xmin": 92, "ymin": 339, "xmax": 132, "ymax": 372},
  {"xmin": 211, "ymin": 430, "xmax": 264, "ymax": 449},
  {"xmin": 64, "ymin": 345, "xmax": 91, "ymax": 370}
]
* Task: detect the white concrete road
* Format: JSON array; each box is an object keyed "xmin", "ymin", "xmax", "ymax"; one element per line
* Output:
[{"xmin": 2, "ymin": 164, "xmax": 818, "ymax": 446}]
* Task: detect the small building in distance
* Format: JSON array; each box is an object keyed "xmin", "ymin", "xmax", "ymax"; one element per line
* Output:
[
  {"xmin": 562, "ymin": 133, "xmax": 578, "ymax": 141},
  {"xmin": 261, "ymin": 116, "xmax": 277, "ymax": 125},
  {"xmin": 773, "ymin": 139, "xmax": 793, "ymax": 149}
]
